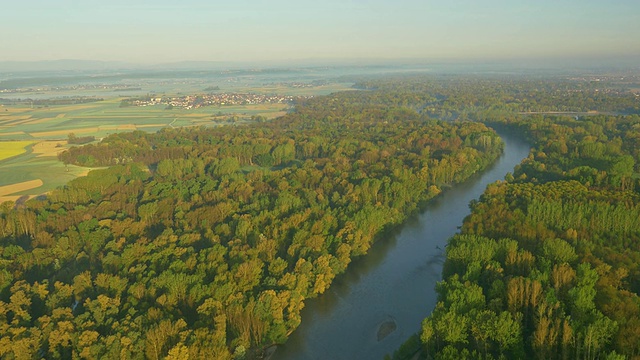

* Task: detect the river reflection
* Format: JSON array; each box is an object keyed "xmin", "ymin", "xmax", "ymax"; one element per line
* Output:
[{"xmin": 274, "ymin": 130, "xmax": 531, "ymax": 360}]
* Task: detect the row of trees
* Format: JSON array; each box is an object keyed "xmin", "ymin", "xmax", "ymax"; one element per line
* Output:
[{"xmin": 0, "ymin": 90, "xmax": 504, "ymax": 358}]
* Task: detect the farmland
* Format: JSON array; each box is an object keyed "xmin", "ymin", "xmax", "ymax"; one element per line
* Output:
[
  {"xmin": 0, "ymin": 140, "xmax": 36, "ymax": 161},
  {"xmin": 0, "ymin": 97, "xmax": 294, "ymax": 202},
  {"xmin": 0, "ymin": 98, "xmax": 293, "ymax": 141},
  {"xmin": 0, "ymin": 69, "xmax": 359, "ymax": 202},
  {"xmin": 0, "ymin": 139, "xmax": 89, "ymax": 203}
]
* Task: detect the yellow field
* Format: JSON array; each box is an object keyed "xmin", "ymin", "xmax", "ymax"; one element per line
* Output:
[
  {"xmin": 130, "ymin": 124, "xmax": 166, "ymax": 128},
  {"xmin": 0, "ymin": 115, "xmax": 33, "ymax": 121},
  {"xmin": 5, "ymin": 118, "xmax": 37, "ymax": 126},
  {"xmin": 43, "ymin": 104, "xmax": 100, "ymax": 112},
  {"xmin": 32, "ymin": 140, "xmax": 68, "ymax": 157},
  {"xmin": 28, "ymin": 117, "xmax": 59, "ymax": 125},
  {"xmin": 262, "ymin": 111, "xmax": 287, "ymax": 118},
  {"xmin": 0, "ymin": 179, "xmax": 43, "ymax": 196},
  {"xmin": 0, "ymin": 195, "xmax": 24, "ymax": 203},
  {"xmin": 29, "ymin": 127, "xmax": 99, "ymax": 138},
  {"xmin": 0, "ymin": 107, "xmax": 32, "ymax": 115},
  {"xmin": 0, "ymin": 141, "xmax": 36, "ymax": 161},
  {"xmin": 98, "ymin": 124, "xmax": 138, "ymax": 130},
  {"xmin": 80, "ymin": 115, "xmax": 153, "ymax": 119},
  {"xmin": 0, "ymin": 179, "xmax": 43, "ymax": 203},
  {"xmin": 181, "ymin": 113, "xmax": 212, "ymax": 118}
]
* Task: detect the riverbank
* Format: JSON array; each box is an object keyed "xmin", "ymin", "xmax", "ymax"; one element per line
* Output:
[{"xmin": 274, "ymin": 131, "xmax": 531, "ymax": 359}]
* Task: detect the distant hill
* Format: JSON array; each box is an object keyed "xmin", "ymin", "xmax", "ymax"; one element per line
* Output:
[
  {"xmin": 0, "ymin": 59, "xmax": 319, "ymax": 73},
  {"xmin": 1, "ymin": 56, "xmax": 637, "ymax": 76},
  {"xmin": 0, "ymin": 59, "xmax": 138, "ymax": 72}
]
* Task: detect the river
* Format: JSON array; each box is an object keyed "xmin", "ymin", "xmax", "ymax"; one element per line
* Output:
[{"xmin": 273, "ymin": 130, "xmax": 531, "ymax": 360}]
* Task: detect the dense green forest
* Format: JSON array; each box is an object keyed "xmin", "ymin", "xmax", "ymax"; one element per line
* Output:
[
  {"xmin": 0, "ymin": 90, "xmax": 503, "ymax": 358},
  {"xmin": 2, "ymin": 74, "xmax": 639, "ymax": 359},
  {"xmin": 380, "ymin": 77, "xmax": 640, "ymax": 359}
]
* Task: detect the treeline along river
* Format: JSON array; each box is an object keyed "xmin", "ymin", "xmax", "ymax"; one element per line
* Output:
[{"xmin": 274, "ymin": 130, "xmax": 531, "ymax": 360}]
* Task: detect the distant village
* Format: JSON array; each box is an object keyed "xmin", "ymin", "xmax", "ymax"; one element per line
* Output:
[{"xmin": 125, "ymin": 93, "xmax": 311, "ymax": 109}]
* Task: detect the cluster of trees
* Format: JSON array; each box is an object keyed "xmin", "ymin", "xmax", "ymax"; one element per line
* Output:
[
  {"xmin": 0, "ymin": 90, "xmax": 504, "ymax": 358},
  {"xmin": 67, "ymin": 133, "xmax": 96, "ymax": 145},
  {"xmin": 356, "ymin": 76, "xmax": 640, "ymax": 121},
  {"xmin": 410, "ymin": 113, "xmax": 640, "ymax": 359}
]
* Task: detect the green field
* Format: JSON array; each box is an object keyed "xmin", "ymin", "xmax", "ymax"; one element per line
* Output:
[
  {"xmin": 0, "ymin": 98, "xmax": 295, "ymax": 141},
  {"xmin": 0, "ymin": 152, "xmax": 86, "ymax": 188},
  {"xmin": 0, "ymin": 143, "xmax": 88, "ymax": 202}
]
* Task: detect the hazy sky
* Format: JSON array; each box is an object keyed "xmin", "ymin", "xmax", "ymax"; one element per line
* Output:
[{"xmin": 2, "ymin": 0, "xmax": 639, "ymax": 63}]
